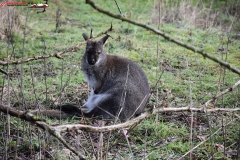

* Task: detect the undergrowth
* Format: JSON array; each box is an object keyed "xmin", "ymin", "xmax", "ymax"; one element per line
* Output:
[{"xmin": 0, "ymin": 0, "xmax": 239, "ymax": 159}]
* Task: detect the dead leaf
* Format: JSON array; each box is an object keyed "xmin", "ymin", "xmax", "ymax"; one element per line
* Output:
[
  {"xmin": 120, "ymin": 129, "xmax": 132, "ymax": 142},
  {"xmin": 1, "ymin": 34, "xmax": 6, "ymax": 40},
  {"xmin": 163, "ymin": 88, "xmax": 171, "ymax": 93},
  {"xmin": 77, "ymin": 130, "xmax": 83, "ymax": 134},
  {"xmin": 138, "ymin": 149, "xmax": 148, "ymax": 156},
  {"xmin": 116, "ymin": 36, "xmax": 121, "ymax": 41},
  {"xmin": 194, "ymin": 134, "xmax": 207, "ymax": 141},
  {"xmin": 163, "ymin": 103, "xmax": 168, "ymax": 108},
  {"xmin": 80, "ymin": 83, "xmax": 88, "ymax": 90},
  {"xmin": 69, "ymin": 131, "xmax": 77, "ymax": 139},
  {"xmin": 226, "ymin": 149, "xmax": 238, "ymax": 157},
  {"xmin": 50, "ymin": 94, "xmax": 57, "ymax": 101},
  {"xmin": 155, "ymin": 136, "xmax": 179, "ymax": 147},
  {"xmin": 215, "ymin": 143, "xmax": 224, "ymax": 151},
  {"xmin": 62, "ymin": 149, "xmax": 71, "ymax": 155},
  {"xmin": 79, "ymin": 120, "xmax": 87, "ymax": 124},
  {"xmin": 186, "ymin": 117, "xmax": 201, "ymax": 125},
  {"xmin": 187, "ymin": 152, "xmax": 196, "ymax": 160}
]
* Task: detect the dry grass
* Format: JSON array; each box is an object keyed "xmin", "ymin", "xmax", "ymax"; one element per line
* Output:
[{"xmin": 0, "ymin": 6, "xmax": 25, "ymax": 40}]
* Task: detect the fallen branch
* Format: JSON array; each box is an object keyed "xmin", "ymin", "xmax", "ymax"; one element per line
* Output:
[
  {"xmin": 1, "ymin": 104, "xmax": 239, "ymax": 134},
  {"xmin": 0, "ymin": 104, "xmax": 86, "ymax": 160},
  {"xmin": 0, "ymin": 79, "xmax": 239, "ymax": 157},
  {"xmin": 85, "ymin": 0, "xmax": 240, "ymax": 75},
  {"xmin": 0, "ymin": 102, "xmax": 239, "ymax": 159},
  {"xmin": 0, "ymin": 25, "xmax": 113, "ymax": 66},
  {"xmin": 54, "ymin": 107, "xmax": 240, "ymax": 132},
  {"xmin": 36, "ymin": 121, "xmax": 86, "ymax": 160}
]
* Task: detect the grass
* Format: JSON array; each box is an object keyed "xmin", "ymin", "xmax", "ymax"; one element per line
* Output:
[{"xmin": 0, "ymin": 0, "xmax": 240, "ymax": 159}]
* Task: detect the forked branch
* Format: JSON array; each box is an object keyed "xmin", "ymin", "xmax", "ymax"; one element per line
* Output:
[
  {"xmin": 0, "ymin": 104, "xmax": 239, "ymax": 133},
  {"xmin": 0, "ymin": 78, "xmax": 239, "ymax": 158},
  {"xmin": 0, "ymin": 104, "xmax": 86, "ymax": 160},
  {"xmin": 85, "ymin": 0, "xmax": 240, "ymax": 75},
  {"xmin": 0, "ymin": 25, "xmax": 113, "ymax": 66},
  {"xmin": 205, "ymin": 79, "xmax": 240, "ymax": 108}
]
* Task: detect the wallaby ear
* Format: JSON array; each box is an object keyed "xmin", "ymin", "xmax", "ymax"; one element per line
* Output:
[
  {"xmin": 82, "ymin": 33, "xmax": 89, "ymax": 41},
  {"xmin": 100, "ymin": 35, "xmax": 109, "ymax": 45},
  {"xmin": 90, "ymin": 28, "xmax": 93, "ymax": 38}
]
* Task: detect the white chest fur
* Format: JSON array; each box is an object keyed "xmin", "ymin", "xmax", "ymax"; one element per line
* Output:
[{"xmin": 83, "ymin": 69, "xmax": 98, "ymax": 89}]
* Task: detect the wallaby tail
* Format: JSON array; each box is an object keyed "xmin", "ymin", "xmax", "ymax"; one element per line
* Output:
[{"xmin": 29, "ymin": 105, "xmax": 82, "ymax": 119}]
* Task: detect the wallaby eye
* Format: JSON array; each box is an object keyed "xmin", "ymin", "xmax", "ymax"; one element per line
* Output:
[{"xmin": 97, "ymin": 51, "xmax": 101, "ymax": 54}]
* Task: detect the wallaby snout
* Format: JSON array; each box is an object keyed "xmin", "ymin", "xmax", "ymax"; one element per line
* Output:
[{"xmin": 87, "ymin": 52, "xmax": 97, "ymax": 65}]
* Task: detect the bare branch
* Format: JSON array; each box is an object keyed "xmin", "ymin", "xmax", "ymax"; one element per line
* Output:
[
  {"xmin": 205, "ymin": 79, "xmax": 240, "ymax": 108},
  {"xmin": 113, "ymin": 0, "xmax": 123, "ymax": 16},
  {"xmin": 85, "ymin": 0, "xmax": 240, "ymax": 75},
  {"xmin": 54, "ymin": 111, "xmax": 150, "ymax": 133},
  {"xmin": 54, "ymin": 107, "xmax": 240, "ymax": 133},
  {"xmin": 0, "ymin": 68, "xmax": 9, "ymax": 76},
  {"xmin": 1, "ymin": 103, "xmax": 239, "ymax": 134},
  {"xmin": 0, "ymin": 104, "xmax": 86, "ymax": 159},
  {"xmin": 36, "ymin": 121, "xmax": 86, "ymax": 160},
  {"xmin": 0, "ymin": 79, "xmax": 239, "ymax": 158},
  {"xmin": 0, "ymin": 26, "xmax": 113, "ymax": 66}
]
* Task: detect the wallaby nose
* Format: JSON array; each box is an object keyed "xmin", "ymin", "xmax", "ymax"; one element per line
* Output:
[{"xmin": 88, "ymin": 58, "xmax": 95, "ymax": 65}]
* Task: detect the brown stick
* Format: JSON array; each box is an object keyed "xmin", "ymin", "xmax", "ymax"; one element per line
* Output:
[
  {"xmin": 97, "ymin": 121, "xmax": 105, "ymax": 160},
  {"xmin": 53, "ymin": 107, "xmax": 240, "ymax": 133},
  {"xmin": 0, "ymin": 68, "xmax": 9, "ymax": 76},
  {"xmin": 0, "ymin": 104, "xmax": 86, "ymax": 159},
  {"xmin": 205, "ymin": 79, "xmax": 240, "ymax": 108},
  {"xmin": 0, "ymin": 25, "xmax": 113, "ymax": 66},
  {"xmin": 0, "ymin": 104, "xmax": 239, "ymax": 133},
  {"xmin": 85, "ymin": 0, "xmax": 240, "ymax": 75}
]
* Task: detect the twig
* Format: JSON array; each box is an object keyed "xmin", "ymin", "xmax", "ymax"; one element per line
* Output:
[
  {"xmin": 237, "ymin": 129, "xmax": 240, "ymax": 159},
  {"xmin": 155, "ymin": 0, "xmax": 161, "ymax": 124},
  {"xmin": 205, "ymin": 79, "xmax": 240, "ymax": 108},
  {"xmin": 97, "ymin": 121, "xmax": 105, "ymax": 160},
  {"xmin": 0, "ymin": 68, "xmax": 9, "ymax": 76},
  {"xmin": 85, "ymin": 0, "xmax": 240, "ymax": 75},
  {"xmin": 113, "ymin": 0, "xmax": 123, "ymax": 17}
]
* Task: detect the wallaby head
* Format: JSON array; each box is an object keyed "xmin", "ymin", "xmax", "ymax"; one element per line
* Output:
[{"xmin": 82, "ymin": 33, "xmax": 109, "ymax": 65}]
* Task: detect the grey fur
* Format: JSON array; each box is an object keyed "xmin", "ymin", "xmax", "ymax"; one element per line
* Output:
[{"xmin": 80, "ymin": 33, "xmax": 150, "ymax": 122}]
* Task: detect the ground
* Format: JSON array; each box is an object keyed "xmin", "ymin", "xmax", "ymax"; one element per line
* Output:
[{"xmin": 0, "ymin": 0, "xmax": 239, "ymax": 159}]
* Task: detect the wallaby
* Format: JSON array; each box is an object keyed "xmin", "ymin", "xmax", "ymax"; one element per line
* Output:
[{"xmin": 31, "ymin": 32, "xmax": 150, "ymax": 122}]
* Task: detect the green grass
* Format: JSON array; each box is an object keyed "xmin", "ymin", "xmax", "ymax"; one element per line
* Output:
[{"xmin": 0, "ymin": 0, "xmax": 240, "ymax": 159}]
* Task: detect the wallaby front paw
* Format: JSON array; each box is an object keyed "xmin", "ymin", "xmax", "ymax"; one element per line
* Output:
[{"xmin": 80, "ymin": 105, "xmax": 91, "ymax": 113}]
